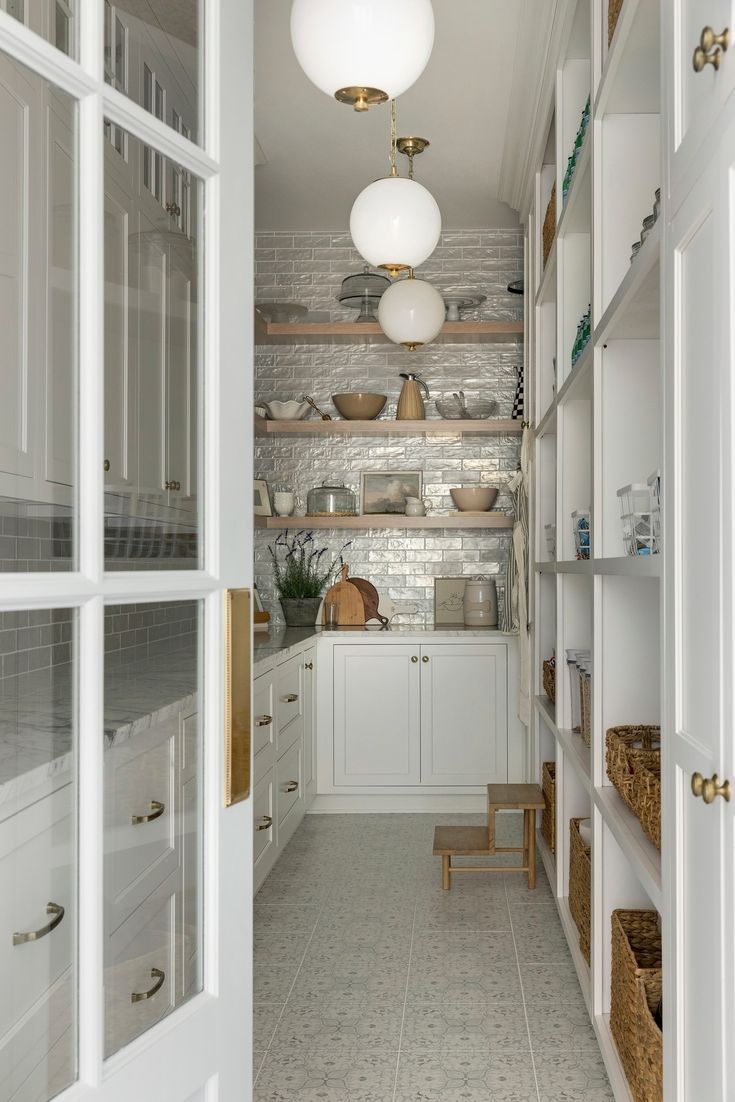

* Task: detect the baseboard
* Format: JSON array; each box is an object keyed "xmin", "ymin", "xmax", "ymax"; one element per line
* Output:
[{"xmin": 308, "ymin": 793, "xmax": 490, "ymax": 813}]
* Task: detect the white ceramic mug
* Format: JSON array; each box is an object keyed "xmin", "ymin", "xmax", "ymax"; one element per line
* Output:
[
  {"xmin": 405, "ymin": 497, "xmax": 426, "ymax": 517},
  {"xmin": 273, "ymin": 491, "xmax": 295, "ymax": 517}
]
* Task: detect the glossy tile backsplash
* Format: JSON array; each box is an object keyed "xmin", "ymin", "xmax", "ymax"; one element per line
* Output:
[{"xmin": 254, "ymin": 227, "xmax": 524, "ymax": 626}]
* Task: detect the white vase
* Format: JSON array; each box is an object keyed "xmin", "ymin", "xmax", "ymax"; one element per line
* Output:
[{"xmin": 273, "ymin": 492, "xmax": 295, "ymax": 517}]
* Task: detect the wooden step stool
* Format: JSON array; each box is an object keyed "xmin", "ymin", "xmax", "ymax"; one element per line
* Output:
[{"xmin": 432, "ymin": 784, "xmax": 545, "ymax": 890}]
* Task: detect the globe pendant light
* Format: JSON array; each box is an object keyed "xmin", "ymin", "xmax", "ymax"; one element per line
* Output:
[
  {"xmin": 378, "ymin": 271, "xmax": 445, "ymax": 351},
  {"xmin": 350, "ymin": 101, "xmax": 441, "ymax": 277},
  {"xmin": 290, "ymin": 0, "xmax": 435, "ymax": 112}
]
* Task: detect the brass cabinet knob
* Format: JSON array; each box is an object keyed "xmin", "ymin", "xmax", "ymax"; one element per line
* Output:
[
  {"xmin": 103, "ymin": 459, "xmax": 110, "ymax": 472},
  {"xmin": 285, "ymin": 781, "xmax": 299, "ymax": 793},
  {"xmin": 165, "ymin": 480, "xmax": 173, "ymax": 491},
  {"xmin": 166, "ymin": 201, "xmax": 181, "ymax": 217},
  {"xmin": 165, "ymin": 479, "xmax": 181, "ymax": 491},
  {"xmin": 305, "ymin": 661, "xmax": 313, "ymax": 670},
  {"xmin": 692, "ymin": 772, "xmax": 731, "ymax": 804},
  {"xmin": 422, "ymin": 655, "xmax": 429, "ymax": 663},
  {"xmin": 411, "ymin": 655, "xmax": 418, "ymax": 663},
  {"xmin": 694, "ymin": 25, "xmax": 729, "ymax": 71},
  {"xmin": 256, "ymin": 815, "xmax": 273, "ymax": 831},
  {"xmin": 175, "ymin": 481, "xmax": 181, "ymax": 491},
  {"xmin": 283, "ymin": 693, "xmax": 298, "ymax": 703},
  {"xmin": 256, "ymin": 714, "xmax": 272, "ymax": 727}
]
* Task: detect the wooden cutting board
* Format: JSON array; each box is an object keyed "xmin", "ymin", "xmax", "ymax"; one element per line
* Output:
[
  {"xmin": 349, "ymin": 577, "xmax": 390, "ymax": 627},
  {"xmin": 322, "ymin": 564, "xmax": 365, "ymax": 626}
]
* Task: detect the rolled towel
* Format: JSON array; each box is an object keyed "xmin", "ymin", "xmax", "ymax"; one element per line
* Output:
[{"xmin": 578, "ymin": 819, "xmax": 592, "ymax": 848}]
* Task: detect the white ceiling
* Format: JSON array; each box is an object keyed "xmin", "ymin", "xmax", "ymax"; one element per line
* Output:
[{"xmin": 254, "ymin": 1, "xmax": 526, "ymax": 231}]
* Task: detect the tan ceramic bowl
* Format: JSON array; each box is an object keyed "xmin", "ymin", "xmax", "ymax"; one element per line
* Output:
[
  {"xmin": 450, "ymin": 487, "xmax": 499, "ymax": 512},
  {"xmin": 332, "ymin": 392, "xmax": 387, "ymax": 420}
]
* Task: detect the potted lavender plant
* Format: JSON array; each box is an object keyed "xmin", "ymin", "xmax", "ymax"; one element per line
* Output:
[{"xmin": 269, "ymin": 530, "xmax": 351, "ymax": 627}]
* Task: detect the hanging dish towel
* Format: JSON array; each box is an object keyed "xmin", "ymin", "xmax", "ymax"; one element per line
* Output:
[{"xmin": 504, "ymin": 425, "xmax": 531, "ymax": 726}]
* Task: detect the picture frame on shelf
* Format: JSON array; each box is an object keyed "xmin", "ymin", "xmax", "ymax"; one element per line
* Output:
[
  {"xmin": 254, "ymin": 479, "xmax": 272, "ymax": 517},
  {"xmin": 361, "ymin": 470, "xmax": 423, "ymax": 515},
  {"xmin": 433, "ymin": 576, "xmax": 467, "ymax": 625}
]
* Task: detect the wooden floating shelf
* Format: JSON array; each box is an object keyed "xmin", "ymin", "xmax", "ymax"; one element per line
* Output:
[
  {"xmin": 255, "ymin": 514, "xmax": 514, "ymax": 531},
  {"xmin": 254, "ymin": 311, "xmax": 523, "ymax": 345},
  {"xmin": 255, "ymin": 416, "xmax": 523, "ymax": 437}
]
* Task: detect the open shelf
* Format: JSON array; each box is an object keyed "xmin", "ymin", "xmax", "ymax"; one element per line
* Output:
[
  {"xmin": 536, "ymin": 240, "xmax": 557, "ymax": 306},
  {"xmin": 254, "ymin": 311, "xmax": 523, "ymax": 345},
  {"xmin": 594, "ymin": 786, "xmax": 662, "ymax": 912},
  {"xmin": 594, "ymin": 556, "xmax": 660, "ymax": 578},
  {"xmin": 254, "ymin": 416, "xmax": 524, "ymax": 437},
  {"xmin": 557, "ymin": 343, "xmax": 592, "ymax": 405},
  {"xmin": 595, "ymin": 220, "xmax": 660, "ymax": 344},
  {"xmin": 558, "ymin": 725, "xmax": 592, "ymax": 791},
  {"xmin": 595, "ymin": 0, "xmax": 660, "ymax": 119},
  {"xmin": 558, "ymin": 137, "xmax": 591, "ymax": 238},
  {"xmin": 256, "ymin": 513, "xmax": 514, "ymax": 531},
  {"xmin": 535, "ymin": 693, "xmax": 557, "ymax": 734}
]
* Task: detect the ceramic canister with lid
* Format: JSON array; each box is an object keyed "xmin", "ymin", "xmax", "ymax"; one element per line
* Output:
[{"xmin": 463, "ymin": 576, "xmax": 498, "ymax": 627}]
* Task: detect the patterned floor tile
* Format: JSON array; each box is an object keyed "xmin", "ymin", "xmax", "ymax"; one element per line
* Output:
[
  {"xmin": 505, "ymin": 869, "xmax": 555, "ymax": 905},
  {"xmin": 394, "ymin": 1049, "xmax": 538, "ymax": 1102},
  {"xmin": 412, "ymin": 899, "xmax": 510, "ymax": 931},
  {"xmin": 254, "ymin": 964, "xmax": 297, "ymax": 1003},
  {"xmin": 272, "ymin": 996, "xmax": 403, "ymax": 1049},
  {"xmin": 535, "ymin": 1051, "xmax": 615, "ymax": 1100},
  {"xmin": 407, "ymin": 961, "xmax": 523, "ymax": 1002},
  {"xmin": 253, "ymin": 1003, "xmax": 283, "ymax": 1050},
  {"xmin": 255, "ymin": 1043, "xmax": 398, "ymax": 1102},
  {"xmin": 510, "ymin": 906, "xmax": 571, "ymax": 964},
  {"xmin": 293, "ymin": 958, "xmax": 409, "ymax": 1000},
  {"xmin": 401, "ymin": 998, "xmax": 530, "ymax": 1052}
]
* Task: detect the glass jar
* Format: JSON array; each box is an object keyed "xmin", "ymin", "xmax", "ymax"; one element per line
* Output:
[{"xmin": 306, "ymin": 480, "xmax": 356, "ymax": 516}]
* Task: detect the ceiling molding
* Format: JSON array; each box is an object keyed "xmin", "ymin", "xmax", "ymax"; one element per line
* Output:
[{"xmin": 498, "ymin": 0, "xmax": 575, "ymax": 222}]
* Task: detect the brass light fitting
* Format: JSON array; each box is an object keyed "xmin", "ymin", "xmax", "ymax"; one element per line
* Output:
[
  {"xmin": 397, "ymin": 135, "xmax": 430, "ymax": 179},
  {"xmin": 335, "ymin": 85, "xmax": 389, "ymax": 111}
]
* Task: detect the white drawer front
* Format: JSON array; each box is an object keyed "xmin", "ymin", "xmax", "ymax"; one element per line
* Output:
[
  {"xmin": 105, "ymin": 721, "xmax": 179, "ymax": 928},
  {"xmin": 276, "ymin": 738, "xmax": 303, "ymax": 826},
  {"xmin": 0, "ymin": 969, "xmax": 73, "ymax": 1102},
  {"xmin": 0, "ymin": 786, "xmax": 73, "ymax": 1047},
  {"xmin": 253, "ymin": 671, "xmax": 275, "ymax": 766},
  {"xmin": 105, "ymin": 884, "xmax": 176, "ymax": 1058},
  {"xmin": 253, "ymin": 769, "xmax": 275, "ymax": 865},
  {"xmin": 276, "ymin": 654, "xmax": 303, "ymax": 752}
]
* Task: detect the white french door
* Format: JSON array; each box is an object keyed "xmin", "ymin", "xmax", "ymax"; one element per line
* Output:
[{"xmin": 0, "ymin": 2, "xmax": 254, "ymax": 1100}]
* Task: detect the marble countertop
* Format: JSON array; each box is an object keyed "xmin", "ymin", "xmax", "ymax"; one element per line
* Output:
[{"xmin": 0, "ymin": 643, "xmax": 197, "ymax": 814}]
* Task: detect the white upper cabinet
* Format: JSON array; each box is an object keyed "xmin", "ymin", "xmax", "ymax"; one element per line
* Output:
[
  {"xmin": 420, "ymin": 644, "xmax": 508, "ymax": 786},
  {"xmin": 666, "ymin": 1, "xmax": 735, "ymax": 202},
  {"xmin": 104, "ymin": 174, "xmax": 137, "ymax": 491}
]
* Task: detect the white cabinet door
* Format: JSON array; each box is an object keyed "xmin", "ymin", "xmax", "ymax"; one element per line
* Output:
[
  {"xmin": 420, "ymin": 644, "xmax": 508, "ymax": 786},
  {"xmin": 663, "ymin": 113, "xmax": 735, "ymax": 1100},
  {"xmin": 166, "ymin": 253, "xmax": 196, "ymax": 506},
  {"xmin": 135, "ymin": 215, "xmax": 167, "ymax": 502},
  {"xmin": 303, "ymin": 645, "xmax": 316, "ymax": 792},
  {"xmin": 0, "ymin": 55, "xmax": 40, "ymax": 482},
  {"xmin": 104, "ymin": 171, "xmax": 136, "ymax": 490},
  {"xmin": 666, "ymin": 1, "xmax": 735, "ymax": 201},
  {"xmin": 333, "ymin": 645, "xmax": 421, "ymax": 786}
]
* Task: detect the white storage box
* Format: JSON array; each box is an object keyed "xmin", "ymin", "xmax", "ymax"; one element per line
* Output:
[
  {"xmin": 572, "ymin": 510, "xmax": 591, "ymax": 560},
  {"xmin": 617, "ymin": 482, "xmax": 654, "ymax": 556},
  {"xmin": 617, "ymin": 483, "xmax": 650, "ymax": 517}
]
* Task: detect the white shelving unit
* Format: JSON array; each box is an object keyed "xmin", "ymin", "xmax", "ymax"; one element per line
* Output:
[{"xmin": 526, "ymin": 2, "xmax": 662, "ymax": 1099}]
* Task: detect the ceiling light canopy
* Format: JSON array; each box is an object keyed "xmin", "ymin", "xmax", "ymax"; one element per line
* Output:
[
  {"xmin": 377, "ymin": 273, "xmax": 445, "ymax": 351},
  {"xmin": 290, "ymin": 0, "xmax": 435, "ymax": 112}
]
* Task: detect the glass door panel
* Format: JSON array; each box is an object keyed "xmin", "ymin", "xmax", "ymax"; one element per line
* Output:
[
  {"xmin": 104, "ymin": 1, "xmax": 202, "ymax": 145},
  {"xmin": 0, "ymin": 55, "xmax": 77, "ymax": 572},
  {"xmin": 104, "ymin": 126, "xmax": 201, "ymax": 570},
  {"xmin": 0, "ymin": 1, "xmax": 76, "ymax": 58},
  {"xmin": 0, "ymin": 608, "xmax": 76, "ymax": 1101},
  {"xmin": 103, "ymin": 600, "xmax": 201, "ymax": 1058}
]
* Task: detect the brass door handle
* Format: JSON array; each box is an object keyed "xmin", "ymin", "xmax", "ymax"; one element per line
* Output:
[
  {"xmin": 256, "ymin": 815, "xmax": 273, "ymax": 831},
  {"xmin": 131, "ymin": 967, "xmax": 165, "ymax": 1003},
  {"xmin": 285, "ymin": 781, "xmax": 299, "ymax": 793},
  {"xmin": 13, "ymin": 902, "xmax": 65, "ymax": 946},
  {"xmin": 283, "ymin": 693, "xmax": 298, "ymax": 703},
  {"xmin": 256, "ymin": 714, "xmax": 273, "ymax": 727},
  {"xmin": 691, "ymin": 772, "xmax": 731, "ymax": 804},
  {"xmin": 411, "ymin": 656, "xmax": 418, "ymax": 663},
  {"xmin": 132, "ymin": 799, "xmax": 165, "ymax": 825},
  {"xmin": 694, "ymin": 25, "xmax": 729, "ymax": 71},
  {"xmin": 422, "ymin": 655, "xmax": 429, "ymax": 663}
]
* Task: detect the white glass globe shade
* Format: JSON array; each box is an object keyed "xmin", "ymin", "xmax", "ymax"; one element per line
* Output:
[
  {"xmin": 378, "ymin": 277, "xmax": 445, "ymax": 350},
  {"xmin": 290, "ymin": 0, "xmax": 435, "ymax": 102},
  {"xmin": 350, "ymin": 177, "xmax": 442, "ymax": 273}
]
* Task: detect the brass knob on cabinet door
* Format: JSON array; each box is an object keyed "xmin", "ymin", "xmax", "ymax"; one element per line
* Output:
[
  {"xmin": 693, "ymin": 26, "xmax": 729, "ymax": 71},
  {"xmin": 165, "ymin": 480, "xmax": 173, "ymax": 491},
  {"xmin": 422, "ymin": 655, "xmax": 429, "ymax": 663},
  {"xmin": 283, "ymin": 693, "xmax": 298, "ymax": 703},
  {"xmin": 411, "ymin": 656, "xmax": 418, "ymax": 663},
  {"xmin": 256, "ymin": 714, "xmax": 272, "ymax": 727},
  {"xmin": 691, "ymin": 772, "xmax": 731, "ymax": 803},
  {"xmin": 256, "ymin": 815, "xmax": 273, "ymax": 831},
  {"xmin": 103, "ymin": 459, "xmax": 110, "ymax": 472},
  {"xmin": 305, "ymin": 662, "xmax": 313, "ymax": 670}
]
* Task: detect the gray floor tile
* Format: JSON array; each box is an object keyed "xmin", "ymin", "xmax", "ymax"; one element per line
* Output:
[
  {"xmin": 510, "ymin": 906, "xmax": 571, "ymax": 964},
  {"xmin": 254, "ymin": 964, "xmax": 297, "ymax": 1003},
  {"xmin": 253, "ymin": 1051, "xmax": 267, "ymax": 1085},
  {"xmin": 394, "ymin": 1050, "xmax": 538, "ymax": 1102},
  {"xmin": 272, "ymin": 996, "xmax": 403, "ymax": 1049},
  {"xmin": 401, "ymin": 998, "xmax": 531, "ymax": 1052},
  {"xmin": 254, "ymin": 1003, "xmax": 283, "ymax": 1050},
  {"xmin": 505, "ymin": 869, "xmax": 555, "ymax": 905},
  {"xmin": 535, "ymin": 1051, "xmax": 615, "ymax": 1100},
  {"xmin": 407, "ymin": 961, "xmax": 523, "ymax": 1002},
  {"xmin": 293, "ymin": 958, "xmax": 409, "ymax": 1000},
  {"xmin": 255, "ymin": 1043, "xmax": 398, "ymax": 1102},
  {"xmin": 413, "ymin": 899, "xmax": 511, "ymax": 931}
]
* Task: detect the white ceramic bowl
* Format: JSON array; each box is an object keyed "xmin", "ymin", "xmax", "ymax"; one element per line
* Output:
[{"xmin": 264, "ymin": 400, "xmax": 310, "ymax": 420}]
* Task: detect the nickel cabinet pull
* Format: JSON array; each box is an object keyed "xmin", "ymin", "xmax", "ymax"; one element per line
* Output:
[
  {"xmin": 131, "ymin": 967, "xmax": 165, "ymax": 1003},
  {"xmin": 132, "ymin": 799, "xmax": 165, "ymax": 825},
  {"xmin": 13, "ymin": 902, "xmax": 65, "ymax": 946}
]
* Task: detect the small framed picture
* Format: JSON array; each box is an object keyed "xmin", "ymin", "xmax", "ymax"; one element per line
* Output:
[
  {"xmin": 361, "ymin": 470, "xmax": 423, "ymax": 515},
  {"xmin": 434, "ymin": 576, "xmax": 467, "ymax": 625},
  {"xmin": 254, "ymin": 479, "xmax": 272, "ymax": 517}
]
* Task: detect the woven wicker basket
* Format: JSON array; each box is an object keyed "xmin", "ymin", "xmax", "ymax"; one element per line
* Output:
[
  {"xmin": 608, "ymin": 0, "xmax": 624, "ymax": 45},
  {"xmin": 606, "ymin": 726, "xmax": 661, "ymax": 812},
  {"xmin": 541, "ymin": 761, "xmax": 556, "ymax": 853},
  {"xmin": 542, "ymin": 657, "xmax": 556, "ymax": 704},
  {"xmin": 569, "ymin": 818, "xmax": 591, "ymax": 965},
  {"xmin": 632, "ymin": 760, "xmax": 661, "ymax": 851},
  {"xmin": 610, "ymin": 910, "xmax": 663, "ymax": 1102},
  {"xmin": 580, "ymin": 669, "xmax": 591, "ymax": 746},
  {"xmin": 542, "ymin": 183, "xmax": 556, "ymax": 266}
]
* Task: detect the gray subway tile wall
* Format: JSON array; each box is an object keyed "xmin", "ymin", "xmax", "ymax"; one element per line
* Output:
[{"xmin": 254, "ymin": 228, "xmax": 524, "ymax": 625}]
